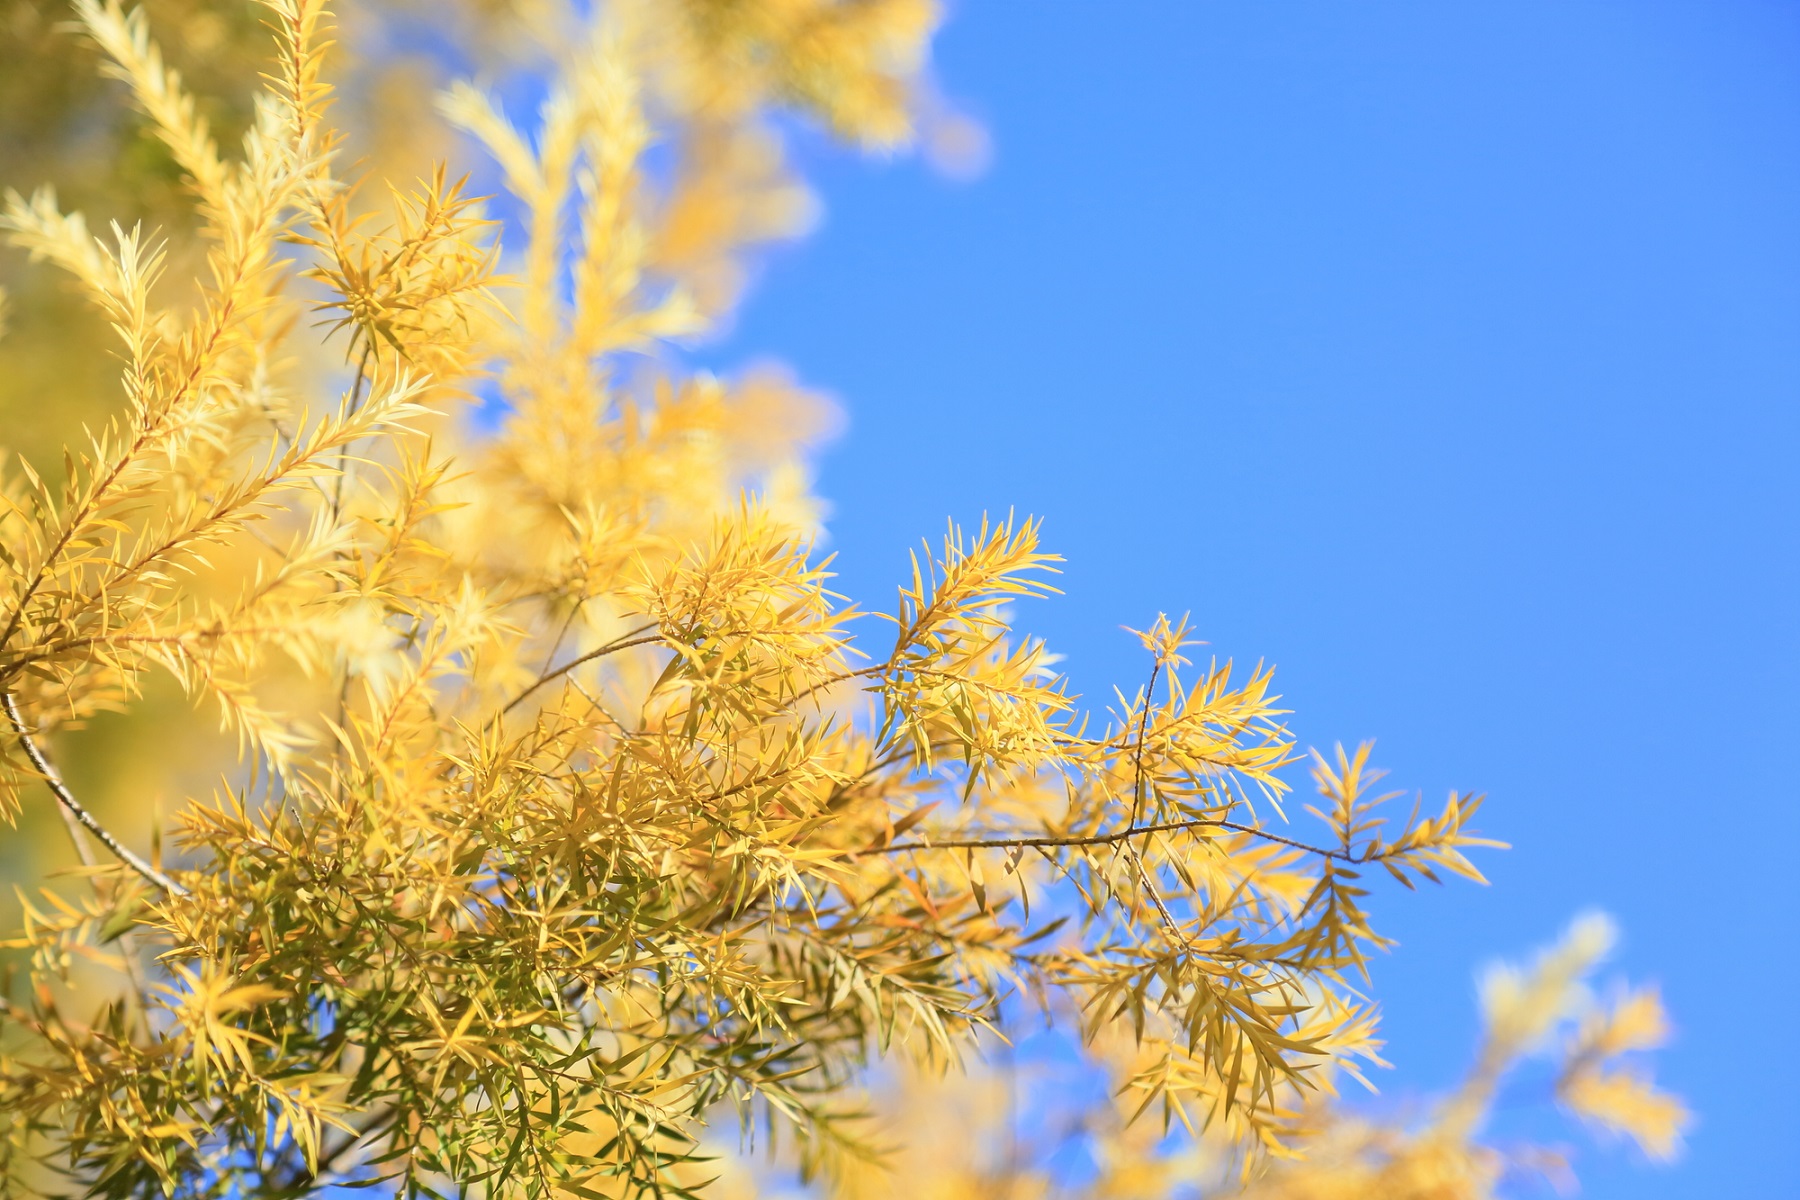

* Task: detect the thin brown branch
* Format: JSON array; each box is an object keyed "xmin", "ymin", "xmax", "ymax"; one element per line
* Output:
[
  {"xmin": 859, "ymin": 816, "xmax": 1356, "ymax": 863},
  {"xmin": 329, "ymin": 345, "xmax": 376, "ymax": 803},
  {"xmin": 501, "ymin": 624, "xmax": 663, "ymax": 715},
  {"xmin": 536, "ymin": 596, "xmax": 587, "ymax": 683},
  {"xmin": 330, "ymin": 343, "xmax": 375, "ymax": 524},
  {"xmin": 1128, "ymin": 660, "xmax": 1162, "ymax": 831},
  {"xmin": 1126, "ymin": 842, "xmax": 1193, "ymax": 946},
  {"xmin": 3, "ymin": 693, "xmax": 189, "ymax": 896},
  {"xmin": 786, "ymin": 657, "xmax": 1043, "ymax": 716},
  {"xmin": 783, "ymin": 662, "xmax": 886, "ymax": 711}
]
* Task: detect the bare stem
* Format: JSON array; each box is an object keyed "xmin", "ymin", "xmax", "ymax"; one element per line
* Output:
[
  {"xmin": 1128, "ymin": 660, "xmax": 1162, "ymax": 831},
  {"xmin": 501, "ymin": 625, "xmax": 663, "ymax": 715},
  {"xmin": 331, "ymin": 345, "xmax": 375, "ymax": 803},
  {"xmin": 3, "ymin": 693, "xmax": 189, "ymax": 896},
  {"xmin": 330, "ymin": 343, "xmax": 375, "ymax": 523},
  {"xmin": 861, "ymin": 816, "xmax": 1356, "ymax": 863}
]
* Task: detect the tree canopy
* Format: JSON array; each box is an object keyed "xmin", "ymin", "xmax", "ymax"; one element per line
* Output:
[{"xmin": 0, "ymin": 3, "xmax": 1683, "ymax": 1196}]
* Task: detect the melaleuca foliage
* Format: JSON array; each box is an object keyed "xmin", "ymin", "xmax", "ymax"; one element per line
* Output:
[{"xmin": 0, "ymin": 4, "xmax": 1676, "ymax": 1198}]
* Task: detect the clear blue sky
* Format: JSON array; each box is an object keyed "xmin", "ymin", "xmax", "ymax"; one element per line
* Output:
[{"xmin": 705, "ymin": 2, "xmax": 1800, "ymax": 1195}]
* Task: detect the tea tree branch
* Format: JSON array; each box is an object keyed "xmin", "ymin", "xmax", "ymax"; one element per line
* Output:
[
  {"xmin": 501, "ymin": 624, "xmax": 663, "ymax": 714},
  {"xmin": 3, "ymin": 693, "xmax": 189, "ymax": 896},
  {"xmin": 862, "ymin": 816, "xmax": 1357, "ymax": 863}
]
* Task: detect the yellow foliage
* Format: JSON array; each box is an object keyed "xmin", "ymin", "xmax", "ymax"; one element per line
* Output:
[
  {"xmin": 699, "ymin": 916, "xmax": 1683, "ymax": 1200},
  {"xmin": 0, "ymin": 3, "xmax": 1680, "ymax": 1199}
]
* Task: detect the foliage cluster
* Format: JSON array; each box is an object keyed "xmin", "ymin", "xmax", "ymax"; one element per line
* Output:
[
  {"xmin": 701, "ymin": 913, "xmax": 1683, "ymax": 1200},
  {"xmin": 0, "ymin": 3, "xmax": 1684, "ymax": 1197}
]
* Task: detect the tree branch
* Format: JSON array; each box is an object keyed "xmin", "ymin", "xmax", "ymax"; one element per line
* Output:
[
  {"xmin": 858, "ymin": 816, "xmax": 1356, "ymax": 863},
  {"xmin": 1128, "ymin": 660, "xmax": 1162, "ymax": 831},
  {"xmin": 330, "ymin": 342, "xmax": 375, "ymax": 524},
  {"xmin": 501, "ymin": 624, "xmax": 663, "ymax": 715},
  {"xmin": 3, "ymin": 693, "xmax": 190, "ymax": 896}
]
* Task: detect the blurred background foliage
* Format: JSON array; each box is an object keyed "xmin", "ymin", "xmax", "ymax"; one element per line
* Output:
[
  {"xmin": 689, "ymin": 913, "xmax": 1682, "ymax": 1199},
  {"xmin": 0, "ymin": 0, "xmax": 515, "ymax": 893},
  {"xmin": 0, "ymin": 0, "xmax": 939, "ymax": 907},
  {"xmin": 0, "ymin": 0, "xmax": 271, "ymax": 921}
]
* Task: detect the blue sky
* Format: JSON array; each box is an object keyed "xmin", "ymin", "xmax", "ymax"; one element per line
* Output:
[{"xmin": 705, "ymin": 2, "xmax": 1800, "ymax": 1195}]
